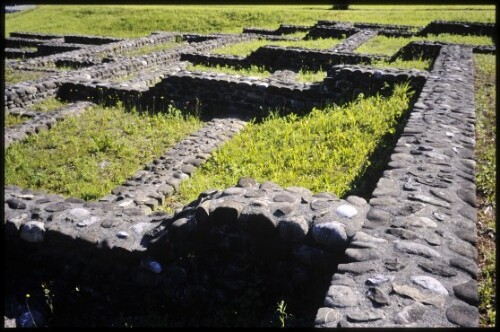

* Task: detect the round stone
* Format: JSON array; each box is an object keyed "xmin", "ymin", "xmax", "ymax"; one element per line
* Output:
[
  {"xmin": 312, "ymin": 222, "xmax": 348, "ymax": 252},
  {"xmin": 20, "ymin": 221, "xmax": 45, "ymax": 243},
  {"xmin": 335, "ymin": 204, "xmax": 358, "ymax": 218},
  {"xmin": 278, "ymin": 216, "xmax": 309, "ymax": 242},
  {"xmin": 69, "ymin": 208, "xmax": 91, "ymax": 219},
  {"xmin": 394, "ymin": 241, "xmax": 440, "ymax": 258},
  {"xmin": 394, "ymin": 302, "xmax": 426, "ymax": 325},
  {"xmin": 418, "ymin": 260, "xmax": 457, "ymax": 277},
  {"xmin": 446, "ymin": 305, "xmax": 478, "ymax": 327},
  {"xmin": 453, "ymin": 280, "xmax": 479, "ymax": 305},
  {"xmin": 324, "ymin": 285, "xmax": 357, "ymax": 308},
  {"xmin": 6, "ymin": 198, "xmax": 27, "ymax": 210},
  {"xmin": 366, "ymin": 287, "xmax": 390, "ymax": 306},
  {"xmin": 411, "ymin": 275, "xmax": 449, "ymax": 295}
]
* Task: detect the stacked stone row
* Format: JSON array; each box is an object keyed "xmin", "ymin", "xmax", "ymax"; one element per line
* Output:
[
  {"xmin": 98, "ymin": 116, "xmax": 248, "ymax": 214},
  {"xmin": 146, "ymin": 177, "xmax": 371, "ymax": 278},
  {"xmin": 5, "ymin": 33, "xmax": 258, "ymax": 111},
  {"xmin": 332, "ymin": 30, "xmax": 379, "ymax": 53},
  {"xmin": 5, "ymin": 101, "xmax": 95, "ymax": 149},
  {"xmin": 314, "ymin": 44, "xmax": 479, "ymax": 327}
]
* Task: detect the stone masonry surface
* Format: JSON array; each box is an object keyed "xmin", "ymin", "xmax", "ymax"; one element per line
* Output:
[{"xmin": 3, "ymin": 20, "xmax": 496, "ymax": 327}]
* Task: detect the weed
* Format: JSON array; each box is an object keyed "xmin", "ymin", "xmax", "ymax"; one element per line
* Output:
[{"xmin": 276, "ymin": 300, "xmax": 289, "ymax": 328}]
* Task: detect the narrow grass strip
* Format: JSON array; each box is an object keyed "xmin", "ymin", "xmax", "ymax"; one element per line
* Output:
[
  {"xmin": 371, "ymin": 58, "xmax": 432, "ymax": 71},
  {"xmin": 176, "ymin": 83, "xmax": 412, "ymax": 205},
  {"xmin": 5, "ymin": 104, "xmax": 203, "ymax": 200},
  {"xmin": 356, "ymin": 33, "xmax": 495, "ymax": 56},
  {"xmin": 5, "ymin": 67, "xmax": 48, "ymax": 85},
  {"xmin": 212, "ymin": 37, "xmax": 343, "ymax": 56},
  {"xmin": 474, "ymin": 53, "xmax": 496, "ymax": 327}
]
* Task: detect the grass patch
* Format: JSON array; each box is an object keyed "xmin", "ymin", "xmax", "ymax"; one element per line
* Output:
[
  {"xmin": 119, "ymin": 41, "xmax": 185, "ymax": 57},
  {"xmin": 5, "ymin": 67, "xmax": 48, "ymax": 85},
  {"xmin": 5, "ymin": 114, "xmax": 31, "ymax": 128},
  {"xmin": 30, "ymin": 97, "xmax": 66, "ymax": 113},
  {"xmin": 296, "ymin": 70, "xmax": 327, "ymax": 83},
  {"xmin": 4, "ymin": 104, "xmax": 202, "ymax": 201},
  {"xmin": 186, "ymin": 63, "xmax": 327, "ymax": 83},
  {"xmin": 5, "ymin": 5, "xmax": 494, "ymax": 38},
  {"xmin": 474, "ymin": 53, "xmax": 496, "ymax": 327},
  {"xmin": 356, "ymin": 33, "xmax": 495, "ymax": 56},
  {"xmin": 186, "ymin": 63, "xmax": 271, "ymax": 78},
  {"xmin": 371, "ymin": 58, "xmax": 433, "ymax": 71},
  {"xmin": 172, "ymin": 83, "xmax": 412, "ymax": 208},
  {"xmin": 212, "ymin": 37, "xmax": 343, "ymax": 56}
]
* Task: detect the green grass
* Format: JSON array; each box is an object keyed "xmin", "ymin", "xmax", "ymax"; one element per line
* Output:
[
  {"xmin": 474, "ymin": 53, "xmax": 496, "ymax": 328},
  {"xmin": 356, "ymin": 34, "xmax": 495, "ymax": 56},
  {"xmin": 186, "ymin": 63, "xmax": 271, "ymax": 78},
  {"xmin": 119, "ymin": 41, "xmax": 185, "ymax": 57},
  {"xmin": 5, "ymin": 5, "xmax": 494, "ymax": 38},
  {"xmin": 5, "ymin": 67, "xmax": 48, "ymax": 85},
  {"xmin": 371, "ymin": 58, "xmax": 433, "ymax": 71},
  {"xmin": 173, "ymin": 83, "xmax": 412, "ymax": 207},
  {"xmin": 186, "ymin": 63, "xmax": 327, "ymax": 83},
  {"xmin": 212, "ymin": 37, "xmax": 343, "ymax": 56},
  {"xmin": 4, "ymin": 104, "xmax": 202, "ymax": 200},
  {"xmin": 5, "ymin": 114, "xmax": 31, "ymax": 128},
  {"xmin": 30, "ymin": 97, "xmax": 66, "ymax": 113}
]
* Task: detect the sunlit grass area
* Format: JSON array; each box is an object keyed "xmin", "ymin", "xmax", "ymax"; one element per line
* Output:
[
  {"xmin": 212, "ymin": 37, "xmax": 343, "ymax": 56},
  {"xmin": 356, "ymin": 33, "xmax": 495, "ymax": 56},
  {"xmin": 5, "ymin": 104, "xmax": 202, "ymax": 200}
]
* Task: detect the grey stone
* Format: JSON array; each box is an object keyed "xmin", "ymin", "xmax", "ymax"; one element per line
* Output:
[
  {"xmin": 424, "ymin": 233, "xmax": 442, "ymax": 246},
  {"xmin": 273, "ymin": 193, "xmax": 296, "ymax": 203},
  {"xmin": 411, "ymin": 275, "xmax": 449, "ymax": 295},
  {"xmin": 366, "ymin": 274, "xmax": 395, "ymax": 286},
  {"xmin": 337, "ymin": 261, "xmax": 377, "ymax": 275},
  {"xmin": 446, "ymin": 305, "xmax": 478, "ymax": 327},
  {"xmin": 458, "ymin": 205, "xmax": 477, "ymax": 222},
  {"xmin": 418, "ymin": 260, "xmax": 457, "ymax": 277},
  {"xmin": 274, "ymin": 203, "xmax": 295, "ymax": 216},
  {"xmin": 370, "ymin": 196, "xmax": 398, "ymax": 207},
  {"xmin": 315, "ymin": 307, "xmax": 343, "ymax": 326},
  {"xmin": 405, "ymin": 216, "xmax": 438, "ymax": 228},
  {"xmin": 6, "ymin": 198, "xmax": 27, "ymax": 209},
  {"xmin": 310, "ymin": 199, "xmax": 331, "ymax": 211},
  {"xmin": 240, "ymin": 208, "xmax": 278, "ymax": 236},
  {"xmin": 455, "ymin": 229, "xmax": 477, "ymax": 244},
  {"xmin": 366, "ymin": 287, "xmax": 390, "ymax": 306},
  {"xmin": 45, "ymin": 202, "xmax": 71, "ymax": 212},
  {"xmin": 394, "ymin": 302, "xmax": 427, "ymax": 325},
  {"xmin": 157, "ymin": 184, "xmax": 174, "ymax": 196},
  {"xmin": 20, "ymin": 221, "xmax": 45, "ymax": 243},
  {"xmin": 449, "ymin": 241, "xmax": 478, "ymax": 260},
  {"xmin": 394, "ymin": 241, "xmax": 441, "ymax": 258},
  {"xmin": 210, "ymin": 200, "xmax": 243, "ymax": 225},
  {"xmin": 366, "ymin": 207, "xmax": 391, "ymax": 223},
  {"xmin": 345, "ymin": 248, "xmax": 380, "ymax": 262},
  {"xmin": 456, "ymin": 187, "xmax": 476, "ymax": 207},
  {"xmin": 429, "ymin": 188, "xmax": 456, "ymax": 203},
  {"xmin": 387, "ymin": 228, "xmax": 418, "ymax": 240},
  {"xmin": 237, "ymin": 176, "xmax": 258, "ymax": 188},
  {"xmin": 330, "ymin": 274, "xmax": 357, "ymax": 287},
  {"xmin": 345, "ymin": 195, "xmax": 367, "ymax": 206},
  {"xmin": 221, "ymin": 187, "xmax": 246, "ymax": 196},
  {"xmin": 453, "ymin": 280, "xmax": 479, "ymax": 305},
  {"xmin": 407, "ymin": 193, "xmax": 451, "ymax": 208},
  {"xmin": 346, "ymin": 308, "xmax": 383, "ymax": 322},
  {"xmin": 335, "ymin": 204, "xmax": 358, "ymax": 218},
  {"xmin": 391, "ymin": 283, "xmax": 444, "ymax": 306},
  {"xmin": 449, "ymin": 256, "xmax": 478, "ymax": 278},
  {"xmin": 69, "ymin": 207, "xmax": 91, "ymax": 219},
  {"xmin": 324, "ymin": 285, "xmax": 358, "ymax": 308},
  {"xmin": 101, "ymin": 218, "xmax": 122, "ymax": 229},
  {"xmin": 260, "ymin": 181, "xmax": 282, "ymax": 192},
  {"xmin": 312, "ymin": 221, "xmax": 348, "ymax": 252},
  {"xmin": 384, "ymin": 258, "xmax": 406, "ymax": 271},
  {"xmin": 278, "ymin": 216, "xmax": 309, "ymax": 242}
]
